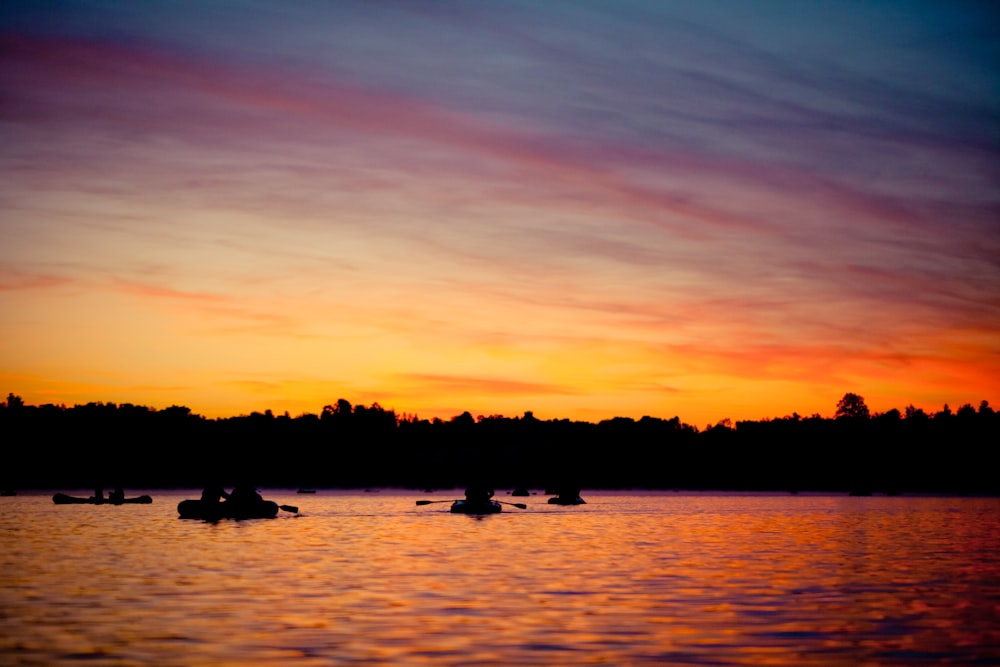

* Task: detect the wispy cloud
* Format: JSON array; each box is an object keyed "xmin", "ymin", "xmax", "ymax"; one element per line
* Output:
[
  {"xmin": 1, "ymin": 2, "xmax": 996, "ymax": 423},
  {"xmin": 0, "ymin": 270, "xmax": 76, "ymax": 292},
  {"xmin": 399, "ymin": 373, "xmax": 580, "ymax": 398}
]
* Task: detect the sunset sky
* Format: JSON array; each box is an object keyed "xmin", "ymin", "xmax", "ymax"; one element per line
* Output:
[{"xmin": 1, "ymin": 1, "xmax": 997, "ymax": 426}]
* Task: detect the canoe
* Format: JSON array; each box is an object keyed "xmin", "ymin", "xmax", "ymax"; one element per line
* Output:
[
  {"xmin": 450, "ymin": 499, "xmax": 502, "ymax": 514},
  {"xmin": 177, "ymin": 498, "xmax": 279, "ymax": 520},
  {"xmin": 53, "ymin": 493, "xmax": 153, "ymax": 505},
  {"xmin": 547, "ymin": 496, "xmax": 586, "ymax": 505}
]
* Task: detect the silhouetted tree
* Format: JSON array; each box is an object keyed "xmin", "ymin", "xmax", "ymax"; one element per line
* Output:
[
  {"xmin": 957, "ymin": 403, "xmax": 977, "ymax": 419},
  {"xmin": 836, "ymin": 392, "xmax": 870, "ymax": 419}
]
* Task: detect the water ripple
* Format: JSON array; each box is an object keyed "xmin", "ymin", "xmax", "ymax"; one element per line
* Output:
[{"xmin": 1, "ymin": 491, "xmax": 998, "ymax": 665}]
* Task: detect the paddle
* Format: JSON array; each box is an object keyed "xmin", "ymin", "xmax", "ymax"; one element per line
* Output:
[
  {"xmin": 279, "ymin": 504, "xmax": 299, "ymax": 513},
  {"xmin": 496, "ymin": 500, "xmax": 527, "ymax": 510},
  {"xmin": 415, "ymin": 499, "xmax": 526, "ymax": 509}
]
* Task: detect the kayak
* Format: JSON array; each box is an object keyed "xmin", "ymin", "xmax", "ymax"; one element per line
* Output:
[
  {"xmin": 547, "ymin": 496, "xmax": 586, "ymax": 505},
  {"xmin": 450, "ymin": 499, "xmax": 502, "ymax": 514},
  {"xmin": 53, "ymin": 493, "xmax": 153, "ymax": 505},
  {"xmin": 177, "ymin": 498, "xmax": 279, "ymax": 520}
]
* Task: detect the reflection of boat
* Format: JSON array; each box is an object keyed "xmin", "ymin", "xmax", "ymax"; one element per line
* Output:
[
  {"xmin": 450, "ymin": 500, "xmax": 502, "ymax": 514},
  {"xmin": 547, "ymin": 496, "xmax": 586, "ymax": 505},
  {"xmin": 177, "ymin": 499, "xmax": 279, "ymax": 520},
  {"xmin": 53, "ymin": 493, "xmax": 152, "ymax": 505}
]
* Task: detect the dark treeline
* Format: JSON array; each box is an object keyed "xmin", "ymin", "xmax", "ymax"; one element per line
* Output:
[{"xmin": 2, "ymin": 393, "xmax": 997, "ymax": 494}]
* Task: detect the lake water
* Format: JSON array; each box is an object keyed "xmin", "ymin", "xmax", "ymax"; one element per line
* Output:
[{"xmin": 1, "ymin": 490, "xmax": 998, "ymax": 666}]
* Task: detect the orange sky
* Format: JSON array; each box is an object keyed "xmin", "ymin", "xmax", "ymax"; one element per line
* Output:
[{"xmin": 1, "ymin": 3, "xmax": 997, "ymax": 426}]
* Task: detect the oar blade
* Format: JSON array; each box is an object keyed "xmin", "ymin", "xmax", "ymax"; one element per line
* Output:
[
  {"xmin": 279, "ymin": 504, "xmax": 299, "ymax": 513},
  {"xmin": 496, "ymin": 500, "xmax": 528, "ymax": 509}
]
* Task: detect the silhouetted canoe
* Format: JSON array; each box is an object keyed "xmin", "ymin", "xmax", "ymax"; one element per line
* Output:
[
  {"xmin": 296, "ymin": 488, "xmax": 317, "ymax": 494},
  {"xmin": 53, "ymin": 493, "xmax": 153, "ymax": 505},
  {"xmin": 511, "ymin": 487, "xmax": 530, "ymax": 497},
  {"xmin": 450, "ymin": 499, "xmax": 502, "ymax": 514},
  {"xmin": 547, "ymin": 496, "xmax": 586, "ymax": 505},
  {"xmin": 177, "ymin": 499, "xmax": 279, "ymax": 520}
]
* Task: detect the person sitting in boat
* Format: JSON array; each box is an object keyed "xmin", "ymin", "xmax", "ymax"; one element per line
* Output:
[
  {"xmin": 552, "ymin": 485, "xmax": 584, "ymax": 503},
  {"xmin": 200, "ymin": 484, "xmax": 231, "ymax": 504},
  {"xmin": 562, "ymin": 486, "xmax": 581, "ymax": 499},
  {"xmin": 228, "ymin": 483, "xmax": 263, "ymax": 506},
  {"xmin": 91, "ymin": 487, "xmax": 105, "ymax": 502},
  {"xmin": 108, "ymin": 487, "xmax": 125, "ymax": 503},
  {"xmin": 464, "ymin": 482, "xmax": 494, "ymax": 504}
]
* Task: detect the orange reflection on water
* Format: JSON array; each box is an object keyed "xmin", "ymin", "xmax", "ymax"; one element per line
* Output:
[{"xmin": 1, "ymin": 492, "xmax": 998, "ymax": 665}]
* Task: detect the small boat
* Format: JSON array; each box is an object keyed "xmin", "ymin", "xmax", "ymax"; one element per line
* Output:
[
  {"xmin": 296, "ymin": 488, "xmax": 317, "ymax": 494},
  {"xmin": 53, "ymin": 493, "xmax": 153, "ymax": 505},
  {"xmin": 177, "ymin": 498, "xmax": 279, "ymax": 520},
  {"xmin": 547, "ymin": 495, "xmax": 586, "ymax": 505},
  {"xmin": 511, "ymin": 487, "xmax": 530, "ymax": 497},
  {"xmin": 450, "ymin": 499, "xmax": 502, "ymax": 514}
]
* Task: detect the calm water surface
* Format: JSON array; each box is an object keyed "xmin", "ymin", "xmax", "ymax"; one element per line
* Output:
[{"xmin": 1, "ymin": 491, "xmax": 998, "ymax": 666}]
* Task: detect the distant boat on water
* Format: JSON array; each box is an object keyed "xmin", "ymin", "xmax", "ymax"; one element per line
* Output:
[
  {"xmin": 178, "ymin": 498, "xmax": 280, "ymax": 520},
  {"xmin": 548, "ymin": 495, "xmax": 586, "ymax": 505},
  {"xmin": 53, "ymin": 492, "xmax": 152, "ymax": 505},
  {"xmin": 451, "ymin": 499, "xmax": 503, "ymax": 514},
  {"xmin": 548, "ymin": 486, "xmax": 586, "ymax": 505}
]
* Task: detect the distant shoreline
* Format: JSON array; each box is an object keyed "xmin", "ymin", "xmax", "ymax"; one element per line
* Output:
[{"xmin": 3, "ymin": 396, "xmax": 997, "ymax": 495}]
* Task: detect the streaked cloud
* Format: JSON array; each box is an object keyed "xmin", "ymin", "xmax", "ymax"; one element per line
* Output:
[{"xmin": 1, "ymin": 1, "xmax": 996, "ymax": 424}]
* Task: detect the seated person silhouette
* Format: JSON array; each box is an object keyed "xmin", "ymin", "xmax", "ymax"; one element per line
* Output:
[
  {"xmin": 201, "ymin": 484, "xmax": 231, "ymax": 504},
  {"xmin": 228, "ymin": 483, "xmax": 262, "ymax": 506},
  {"xmin": 464, "ymin": 483, "xmax": 494, "ymax": 504}
]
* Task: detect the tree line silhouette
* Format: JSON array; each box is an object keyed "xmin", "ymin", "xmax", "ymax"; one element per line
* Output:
[{"xmin": 2, "ymin": 392, "xmax": 997, "ymax": 494}]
